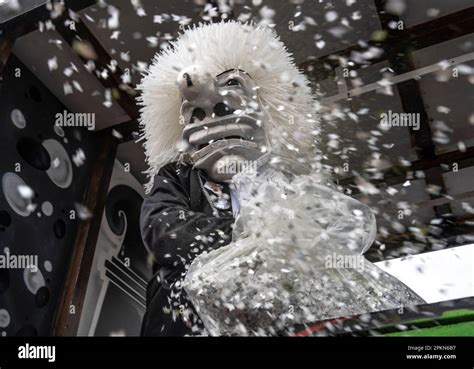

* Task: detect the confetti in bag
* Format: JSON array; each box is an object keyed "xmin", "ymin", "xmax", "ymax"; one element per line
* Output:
[{"xmin": 183, "ymin": 159, "xmax": 424, "ymax": 336}]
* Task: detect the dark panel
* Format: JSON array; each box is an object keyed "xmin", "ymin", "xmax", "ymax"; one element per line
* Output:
[{"xmin": 0, "ymin": 55, "xmax": 102, "ymax": 336}]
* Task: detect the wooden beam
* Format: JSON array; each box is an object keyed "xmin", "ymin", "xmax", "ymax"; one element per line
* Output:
[
  {"xmin": 0, "ymin": 36, "xmax": 14, "ymax": 77},
  {"xmin": 365, "ymin": 216, "xmax": 474, "ymax": 261},
  {"xmin": 415, "ymin": 190, "xmax": 474, "ymax": 209},
  {"xmin": 396, "ymin": 74, "xmax": 453, "ymax": 216},
  {"xmin": 302, "ymin": 6, "xmax": 474, "ymax": 72},
  {"xmin": 1, "ymin": 0, "xmax": 139, "ymax": 123},
  {"xmin": 337, "ymin": 145, "xmax": 474, "ymax": 190},
  {"xmin": 54, "ymin": 14, "xmax": 139, "ymax": 120},
  {"xmin": 411, "ymin": 147, "xmax": 474, "ymax": 172},
  {"xmin": 111, "ymin": 119, "xmax": 140, "ymax": 143},
  {"xmin": 52, "ymin": 129, "xmax": 118, "ymax": 336},
  {"xmin": 313, "ymin": 5, "xmax": 474, "ymax": 217},
  {"xmin": 374, "ymin": 0, "xmax": 453, "ymax": 217},
  {"xmin": 0, "ymin": 0, "xmax": 97, "ymax": 40}
]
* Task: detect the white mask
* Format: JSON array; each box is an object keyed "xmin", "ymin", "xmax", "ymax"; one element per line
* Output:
[{"xmin": 178, "ymin": 65, "xmax": 267, "ymax": 182}]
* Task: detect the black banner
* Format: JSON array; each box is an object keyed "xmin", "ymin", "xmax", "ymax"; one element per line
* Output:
[{"xmin": 0, "ymin": 337, "xmax": 472, "ymax": 369}]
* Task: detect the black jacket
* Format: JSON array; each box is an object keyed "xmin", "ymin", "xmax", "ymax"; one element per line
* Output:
[{"xmin": 140, "ymin": 162, "xmax": 235, "ymax": 336}]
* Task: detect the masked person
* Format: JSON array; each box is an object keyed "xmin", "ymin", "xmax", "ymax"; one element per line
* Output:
[{"xmin": 138, "ymin": 22, "xmax": 424, "ymax": 336}]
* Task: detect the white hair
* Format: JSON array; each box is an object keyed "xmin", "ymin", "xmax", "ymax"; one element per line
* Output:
[{"xmin": 137, "ymin": 21, "xmax": 319, "ymax": 192}]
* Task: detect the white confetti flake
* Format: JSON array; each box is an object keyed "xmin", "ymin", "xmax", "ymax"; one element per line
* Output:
[
  {"xmin": 259, "ymin": 6, "xmax": 275, "ymax": 21},
  {"xmin": 17, "ymin": 185, "xmax": 34, "ymax": 199},
  {"xmin": 72, "ymin": 148, "xmax": 86, "ymax": 167},
  {"xmin": 469, "ymin": 113, "xmax": 474, "ymax": 126},
  {"xmin": 75, "ymin": 203, "xmax": 92, "ymax": 220},
  {"xmin": 112, "ymin": 129, "xmax": 123, "ymax": 139},
  {"xmin": 48, "ymin": 56, "xmax": 58, "ymax": 71},
  {"xmin": 315, "ymin": 40, "xmax": 326, "ymax": 49},
  {"xmin": 110, "ymin": 31, "xmax": 120, "ymax": 39},
  {"xmin": 385, "ymin": 0, "xmax": 406, "ymax": 15},
  {"xmin": 107, "ymin": 6, "xmax": 120, "ymax": 29},
  {"xmin": 426, "ymin": 8, "xmax": 440, "ymax": 17},
  {"xmin": 325, "ymin": 10, "xmax": 338, "ymax": 22},
  {"xmin": 72, "ymin": 80, "xmax": 83, "ymax": 92},
  {"xmin": 437, "ymin": 105, "xmax": 450, "ymax": 114},
  {"xmin": 63, "ymin": 82, "xmax": 73, "ymax": 95}
]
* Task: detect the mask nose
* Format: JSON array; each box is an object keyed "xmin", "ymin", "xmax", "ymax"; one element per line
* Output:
[{"xmin": 177, "ymin": 65, "xmax": 214, "ymax": 103}]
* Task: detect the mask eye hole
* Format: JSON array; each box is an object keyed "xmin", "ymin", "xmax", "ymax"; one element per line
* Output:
[
  {"xmin": 213, "ymin": 102, "xmax": 235, "ymax": 117},
  {"xmin": 225, "ymin": 78, "xmax": 241, "ymax": 87},
  {"xmin": 190, "ymin": 108, "xmax": 206, "ymax": 124}
]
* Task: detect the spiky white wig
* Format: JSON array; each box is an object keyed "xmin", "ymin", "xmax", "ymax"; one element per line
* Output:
[{"xmin": 138, "ymin": 21, "xmax": 319, "ymax": 192}]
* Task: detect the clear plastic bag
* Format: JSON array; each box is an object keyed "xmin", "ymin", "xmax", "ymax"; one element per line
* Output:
[{"xmin": 183, "ymin": 158, "xmax": 424, "ymax": 336}]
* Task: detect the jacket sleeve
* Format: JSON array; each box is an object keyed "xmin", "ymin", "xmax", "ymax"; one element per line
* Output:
[{"xmin": 140, "ymin": 164, "xmax": 234, "ymax": 270}]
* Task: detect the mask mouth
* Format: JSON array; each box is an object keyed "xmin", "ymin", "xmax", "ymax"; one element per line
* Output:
[
  {"xmin": 191, "ymin": 138, "xmax": 259, "ymax": 163},
  {"xmin": 182, "ymin": 114, "xmax": 265, "ymax": 152},
  {"xmin": 197, "ymin": 135, "xmax": 245, "ymax": 150},
  {"xmin": 184, "ymin": 114, "xmax": 266, "ymax": 181}
]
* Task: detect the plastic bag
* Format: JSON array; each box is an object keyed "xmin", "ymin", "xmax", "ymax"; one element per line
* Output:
[{"xmin": 183, "ymin": 158, "xmax": 424, "ymax": 336}]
